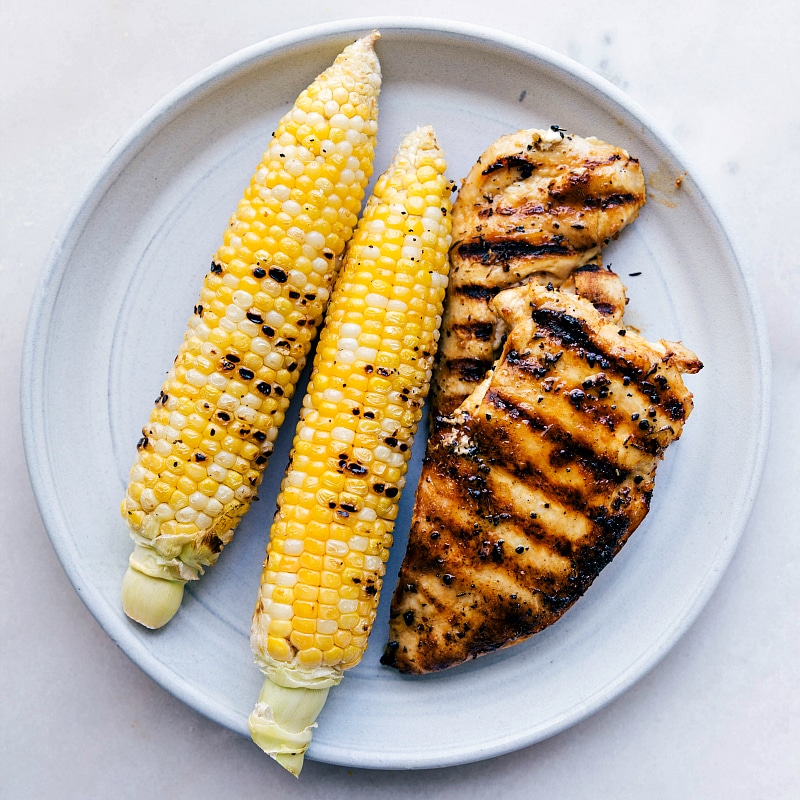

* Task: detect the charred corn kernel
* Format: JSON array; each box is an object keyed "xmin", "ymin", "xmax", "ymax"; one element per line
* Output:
[
  {"xmin": 120, "ymin": 32, "xmax": 382, "ymax": 630},
  {"xmin": 249, "ymin": 126, "xmax": 452, "ymax": 775}
]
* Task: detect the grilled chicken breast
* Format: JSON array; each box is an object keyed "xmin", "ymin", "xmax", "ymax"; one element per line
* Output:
[
  {"xmin": 382, "ymin": 283, "xmax": 701, "ymax": 673},
  {"xmin": 433, "ymin": 128, "xmax": 646, "ymax": 419}
]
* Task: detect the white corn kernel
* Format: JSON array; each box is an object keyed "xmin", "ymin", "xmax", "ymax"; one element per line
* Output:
[
  {"xmin": 268, "ymin": 603, "xmax": 294, "ymax": 620},
  {"xmin": 153, "ymin": 503, "xmax": 175, "ymax": 522},
  {"xmin": 175, "ymin": 507, "xmax": 198, "ymax": 524},
  {"xmin": 283, "ymin": 539, "xmax": 304, "ymax": 556},
  {"xmin": 195, "ymin": 512, "xmax": 212, "ymax": 529},
  {"xmin": 214, "ymin": 451, "xmax": 236, "ymax": 468},
  {"xmin": 189, "ymin": 492, "xmax": 208, "ymax": 511},
  {"xmin": 214, "ymin": 485, "xmax": 235, "ymax": 505},
  {"xmin": 205, "ymin": 498, "xmax": 223, "ymax": 517}
]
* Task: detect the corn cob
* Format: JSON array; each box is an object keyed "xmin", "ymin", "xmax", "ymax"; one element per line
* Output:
[
  {"xmin": 248, "ymin": 126, "xmax": 453, "ymax": 775},
  {"xmin": 120, "ymin": 32, "xmax": 382, "ymax": 629}
]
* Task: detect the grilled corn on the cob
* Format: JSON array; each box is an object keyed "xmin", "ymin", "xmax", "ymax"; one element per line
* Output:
[
  {"xmin": 120, "ymin": 32, "xmax": 382, "ymax": 629},
  {"xmin": 248, "ymin": 126, "xmax": 453, "ymax": 774}
]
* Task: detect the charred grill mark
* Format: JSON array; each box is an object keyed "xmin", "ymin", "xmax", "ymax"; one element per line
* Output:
[
  {"xmin": 431, "ymin": 416, "xmax": 600, "ymax": 567},
  {"xmin": 547, "ymin": 169, "xmax": 592, "ymax": 202},
  {"xmin": 481, "ymin": 154, "xmax": 535, "ymax": 180},
  {"xmin": 497, "ymin": 341, "xmax": 676, "ymax": 459},
  {"xmin": 457, "ymin": 238, "xmax": 573, "ymax": 264},
  {"xmin": 531, "ymin": 308, "xmax": 605, "ymax": 356},
  {"xmin": 445, "ymin": 357, "xmax": 493, "ymax": 384},
  {"xmin": 451, "ymin": 321, "xmax": 495, "ymax": 342},
  {"xmin": 592, "ymin": 302, "xmax": 617, "ymax": 316},
  {"xmin": 582, "ymin": 192, "xmax": 640, "ymax": 210},
  {"xmin": 531, "ymin": 309, "xmax": 657, "ymax": 394},
  {"xmin": 483, "ymin": 389, "xmax": 629, "ymax": 486},
  {"xmin": 470, "ymin": 407, "xmax": 592, "ymax": 518},
  {"xmin": 452, "ymin": 283, "xmax": 502, "ymax": 301},
  {"xmin": 571, "ymin": 508, "xmax": 632, "ymax": 584}
]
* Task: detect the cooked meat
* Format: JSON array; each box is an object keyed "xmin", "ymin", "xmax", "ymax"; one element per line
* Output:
[
  {"xmin": 381, "ymin": 283, "xmax": 701, "ymax": 673},
  {"xmin": 433, "ymin": 128, "xmax": 646, "ymax": 419},
  {"xmin": 559, "ymin": 260, "xmax": 628, "ymax": 325}
]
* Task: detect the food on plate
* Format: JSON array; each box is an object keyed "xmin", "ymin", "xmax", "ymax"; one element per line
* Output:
[
  {"xmin": 119, "ymin": 32, "xmax": 382, "ymax": 629},
  {"xmin": 382, "ymin": 281, "xmax": 702, "ymax": 673},
  {"xmin": 433, "ymin": 128, "xmax": 646, "ymax": 420},
  {"xmin": 381, "ymin": 127, "xmax": 700, "ymax": 673},
  {"xmin": 248, "ymin": 127, "xmax": 453, "ymax": 774}
]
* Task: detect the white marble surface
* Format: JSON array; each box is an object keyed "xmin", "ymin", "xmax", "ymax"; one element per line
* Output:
[{"xmin": 2, "ymin": 1, "xmax": 797, "ymax": 797}]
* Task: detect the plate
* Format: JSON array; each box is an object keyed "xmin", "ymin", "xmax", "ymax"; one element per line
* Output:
[{"xmin": 21, "ymin": 18, "xmax": 770, "ymax": 769}]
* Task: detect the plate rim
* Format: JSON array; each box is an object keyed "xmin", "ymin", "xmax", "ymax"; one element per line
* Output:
[{"xmin": 21, "ymin": 16, "xmax": 772, "ymax": 770}]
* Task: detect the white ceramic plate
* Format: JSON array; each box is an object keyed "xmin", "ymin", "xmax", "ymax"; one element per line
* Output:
[{"xmin": 21, "ymin": 18, "xmax": 769, "ymax": 770}]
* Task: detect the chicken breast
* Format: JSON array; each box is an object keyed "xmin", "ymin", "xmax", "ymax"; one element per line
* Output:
[
  {"xmin": 381, "ymin": 283, "xmax": 701, "ymax": 673},
  {"xmin": 433, "ymin": 128, "xmax": 646, "ymax": 419}
]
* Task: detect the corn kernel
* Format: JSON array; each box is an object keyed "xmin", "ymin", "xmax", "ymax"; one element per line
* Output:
[
  {"xmin": 266, "ymin": 637, "xmax": 292, "ymax": 662},
  {"xmin": 293, "ymin": 600, "xmax": 317, "ymax": 618},
  {"xmin": 297, "ymin": 647, "xmax": 323, "ymax": 669},
  {"xmin": 268, "ymin": 619, "xmax": 293, "ymax": 638},
  {"xmin": 293, "ymin": 616, "xmax": 317, "ymax": 635}
]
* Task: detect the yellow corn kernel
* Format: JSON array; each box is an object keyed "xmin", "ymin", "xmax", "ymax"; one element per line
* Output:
[
  {"xmin": 292, "ymin": 617, "xmax": 317, "ymax": 635},
  {"xmin": 249, "ymin": 124, "xmax": 452, "ymax": 774},
  {"xmin": 121, "ymin": 29, "xmax": 381, "ymax": 631},
  {"xmin": 268, "ymin": 619, "xmax": 293, "ymax": 639},
  {"xmin": 267, "ymin": 637, "xmax": 292, "ymax": 661}
]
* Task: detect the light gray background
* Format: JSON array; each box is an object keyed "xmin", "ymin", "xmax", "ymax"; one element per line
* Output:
[{"xmin": 2, "ymin": 1, "xmax": 797, "ymax": 798}]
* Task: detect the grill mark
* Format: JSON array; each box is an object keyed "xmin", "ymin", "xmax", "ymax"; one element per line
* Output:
[
  {"xmin": 481, "ymin": 154, "xmax": 535, "ymax": 179},
  {"xmin": 453, "ymin": 283, "xmax": 502, "ymax": 300},
  {"xmin": 580, "ymin": 192, "xmax": 640, "ymax": 210},
  {"xmin": 572, "ymin": 508, "xmax": 632, "ymax": 582},
  {"xmin": 414, "ymin": 574, "xmax": 451, "ymax": 615},
  {"xmin": 530, "ymin": 308, "xmax": 680, "ymax": 406},
  {"xmin": 445, "ymin": 357, "xmax": 493, "ymax": 384},
  {"xmin": 524, "ymin": 312, "xmax": 689, "ymax": 428},
  {"xmin": 470, "ymin": 408, "xmax": 591, "ymax": 517},
  {"xmin": 451, "ymin": 321, "xmax": 495, "ymax": 342},
  {"xmin": 430, "ymin": 401, "xmax": 597, "ymax": 543},
  {"xmin": 424, "ymin": 559, "xmax": 567, "ymax": 661},
  {"xmin": 546, "ymin": 168, "xmax": 639, "ymax": 206},
  {"xmin": 512, "ymin": 192, "xmax": 639, "ymax": 219},
  {"xmin": 496, "ymin": 352, "xmax": 665, "ymax": 461},
  {"xmin": 458, "ymin": 560, "xmax": 539, "ymax": 606},
  {"xmin": 484, "ymin": 463, "xmax": 594, "ymax": 546},
  {"xmin": 404, "ymin": 475, "xmax": 548, "ymax": 609},
  {"xmin": 429, "ymin": 441, "xmax": 632, "ymax": 615},
  {"xmin": 484, "ymin": 389, "xmax": 629, "ymax": 485},
  {"xmin": 457, "ymin": 238, "xmax": 573, "ymax": 264},
  {"xmin": 531, "ymin": 307, "xmax": 607, "ymax": 359},
  {"xmin": 592, "ymin": 302, "xmax": 617, "ymax": 316},
  {"xmin": 416, "ymin": 460, "xmax": 484, "ymax": 536},
  {"xmin": 485, "ymin": 513, "xmax": 578, "ymax": 590},
  {"xmin": 425, "ymin": 545, "xmax": 554, "ymax": 646}
]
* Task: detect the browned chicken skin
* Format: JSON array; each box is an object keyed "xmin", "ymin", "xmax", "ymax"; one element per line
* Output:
[
  {"xmin": 382, "ymin": 284, "xmax": 701, "ymax": 673},
  {"xmin": 434, "ymin": 128, "xmax": 646, "ymax": 419}
]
